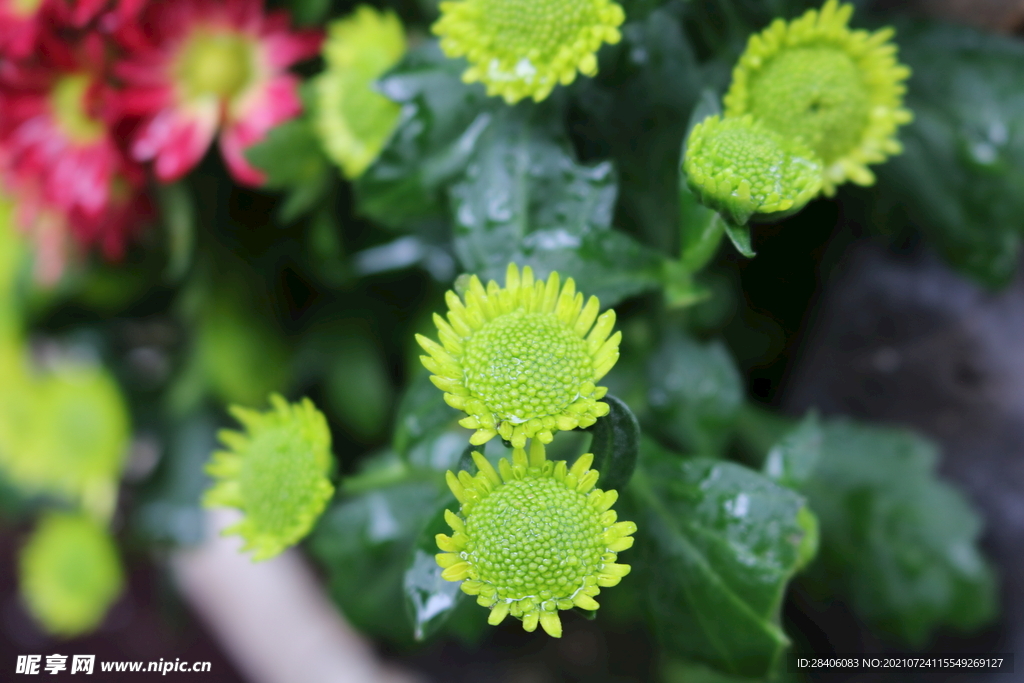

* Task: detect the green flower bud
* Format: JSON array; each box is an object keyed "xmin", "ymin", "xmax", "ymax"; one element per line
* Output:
[{"xmin": 684, "ymin": 114, "xmax": 822, "ymax": 225}]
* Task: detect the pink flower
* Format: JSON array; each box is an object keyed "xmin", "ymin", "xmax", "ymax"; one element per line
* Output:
[
  {"xmin": 114, "ymin": 0, "xmax": 321, "ymax": 186},
  {"xmin": 0, "ymin": 36, "xmax": 148, "ymax": 280},
  {"xmin": 0, "ymin": 0, "xmax": 47, "ymax": 58}
]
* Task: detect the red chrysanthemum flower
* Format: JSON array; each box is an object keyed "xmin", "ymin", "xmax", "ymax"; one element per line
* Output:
[
  {"xmin": 0, "ymin": 0, "xmax": 47, "ymax": 58},
  {"xmin": 0, "ymin": 35, "xmax": 149, "ymax": 280},
  {"xmin": 114, "ymin": 0, "xmax": 321, "ymax": 186}
]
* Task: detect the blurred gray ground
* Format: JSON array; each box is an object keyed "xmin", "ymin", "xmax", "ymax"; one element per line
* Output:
[{"xmin": 784, "ymin": 241, "xmax": 1024, "ymax": 682}]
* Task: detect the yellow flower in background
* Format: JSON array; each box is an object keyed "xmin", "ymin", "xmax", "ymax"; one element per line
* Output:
[
  {"xmin": 436, "ymin": 441, "xmax": 634, "ymax": 637},
  {"xmin": 0, "ymin": 359, "xmax": 129, "ymax": 518},
  {"xmin": 416, "ymin": 263, "xmax": 620, "ymax": 449},
  {"xmin": 684, "ymin": 114, "xmax": 823, "ymax": 225},
  {"xmin": 19, "ymin": 512, "xmax": 124, "ymax": 637},
  {"xmin": 204, "ymin": 395, "xmax": 335, "ymax": 561},
  {"xmin": 313, "ymin": 6, "xmax": 406, "ymax": 179},
  {"xmin": 432, "ymin": 0, "xmax": 625, "ymax": 104},
  {"xmin": 723, "ymin": 0, "xmax": 912, "ymax": 195}
]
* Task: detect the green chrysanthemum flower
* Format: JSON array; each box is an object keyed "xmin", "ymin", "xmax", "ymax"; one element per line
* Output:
[
  {"xmin": 436, "ymin": 441, "xmax": 635, "ymax": 637},
  {"xmin": 684, "ymin": 114, "xmax": 823, "ymax": 225},
  {"xmin": 314, "ymin": 6, "xmax": 406, "ymax": 178},
  {"xmin": 0, "ymin": 361, "xmax": 129, "ymax": 517},
  {"xmin": 19, "ymin": 513, "xmax": 124, "ymax": 637},
  {"xmin": 431, "ymin": 0, "xmax": 625, "ymax": 104},
  {"xmin": 416, "ymin": 263, "xmax": 620, "ymax": 449},
  {"xmin": 723, "ymin": 0, "xmax": 913, "ymax": 195},
  {"xmin": 204, "ymin": 395, "xmax": 335, "ymax": 561}
]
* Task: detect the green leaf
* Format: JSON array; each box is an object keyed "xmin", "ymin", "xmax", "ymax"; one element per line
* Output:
[
  {"xmin": 646, "ymin": 332, "xmax": 743, "ymax": 455},
  {"xmin": 801, "ymin": 419, "xmax": 997, "ymax": 645},
  {"xmin": 285, "ymin": 0, "xmax": 331, "ymax": 25},
  {"xmin": 157, "ymin": 182, "xmax": 196, "ymax": 283},
  {"xmin": 449, "ymin": 105, "xmax": 665, "ymax": 306},
  {"xmin": 355, "ymin": 43, "xmax": 495, "ymax": 230},
  {"xmin": 308, "ymin": 478, "xmax": 444, "ymax": 643},
  {"xmin": 574, "ymin": 7, "xmax": 703, "ymax": 252},
  {"xmin": 132, "ymin": 411, "xmax": 215, "ymax": 546},
  {"xmin": 633, "ymin": 450, "xmax": 810, "ymax": 678},
  {"xmin": 761, "ymin": 412, "xmax": 821, "ymax": 489},
  {"xmin": 324, "ymin": 328, "xmax": 394, "ymax": 443},
  {"xmin": 588, "ymin": 394, "xmax": 640, "ymax": 492},
  {"xmin": 402, "ymin": 496, "xmax": 468, "ymax": 641},
  {"xmin": 245, "ymin": 118, "xmax": 333, "ymax": 222},
  {"xmin": 876, "ymin": 23, "xmax": 1024, "ymax": 287},
  {"xmin": 392, "ymin": 371, "xmax": 461, "ymax": 459}
]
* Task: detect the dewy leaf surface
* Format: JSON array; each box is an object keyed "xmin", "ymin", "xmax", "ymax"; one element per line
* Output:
[
  {"xmin": 801, "ymin": 419, "xmax": 996, "ymax": 644},
  {"xmin": 646, "ymin": 333, "xmax": 743, "ymax": 455},
  {"xmin": 354, "ymin": 43, "xmax": 495, "ymax": 230},
  {"xmin": 876, "ymin": 23, "xmax": 1024, "ymax": 287},
  {"xmin": 449, "ymin": 105, "xmax": 665, "ymax": 307},
  {"xmin": 634, "ymin": 442, "xmax": 810, "ymax": 678}
]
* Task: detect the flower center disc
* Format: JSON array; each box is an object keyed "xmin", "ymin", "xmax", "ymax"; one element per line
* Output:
[
  {"xmin": 462, "ymin": 310, "xmax": 593, "ymax": 422},
  {"xmin": 177, "ymin": 31, "xmax": 254, "ymax": 100},
  {"xmin": 12, "ymin": 0, "xmax": 44, "ymax": 17},
  {"xmin": 239, "ymin": 425, "xmax": 320, "ymax": 535},
  {"xmin": 480, "ymin": 0, "xmax": 593, "ymax": 61},
  {"xmin": 465, "ymin": 476, "xmax": 604, "ymax": 600},
  {"xmin": 745, "ymin": 46, "xmax": 870, "ymax": 164},
  {"xmin": 50, "ymin": 75, "xmax": 105, "ymax": 144}
]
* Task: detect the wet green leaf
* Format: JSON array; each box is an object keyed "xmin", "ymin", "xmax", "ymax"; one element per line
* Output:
[
  {"xmin": 646, "ymin": 332, "xmax": 743, "ymax": 455},
  {"xmin": 392, "ymin": 371, "xmax": 461, "ymax": 459},
  {"xmin": 449, "ymin": 105, "xmax": 665, "ymax": 306},
  {"xmin": 802, "ymin": 419, "xmax": 997, "ymax": 645},
  {"xmin": 355, "ymin": 43, "xmax": 495, "ymax": 230},
  {"xmin": 588, "ymin": 394, "xmax": 640, "ymax": 492},
  {"xmin": 309, "ymin": 478, "xmax": 444, "ymax": 643},
  {"xmin": 876, "ymin": 23, "xmax": 1024, "ymax": 287},
  {"xmin": 761, "ymin": 412, "xmax": 821, "ymax": 489},
  {"xmin": 402, "ymin": 496, "xmax": 467, "ymax": 641},
  {"xmin": 634, "ymin": 450, "xmax": 810, "ymax": 678},
  {"xmin": 574, "ymin": 8, "xmax": 703, "ymax": 253}
]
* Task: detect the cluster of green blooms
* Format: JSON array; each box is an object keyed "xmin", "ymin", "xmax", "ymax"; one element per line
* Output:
[
  {"xmin": 417, "ymin": 263, "xmax": 633, "ymax": 637},
  {"xmin": 1, "ymin": 200, "xmax": 127, "ymax": 639},
  {"xmin": 684, "ymin": 0, "xmax": 913, "ymax": 224}
]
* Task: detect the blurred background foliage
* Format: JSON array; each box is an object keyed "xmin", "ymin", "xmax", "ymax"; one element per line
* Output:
[{"xmin": 0, "ymin": 0, "xmax": 1020, "ymax": 679}]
